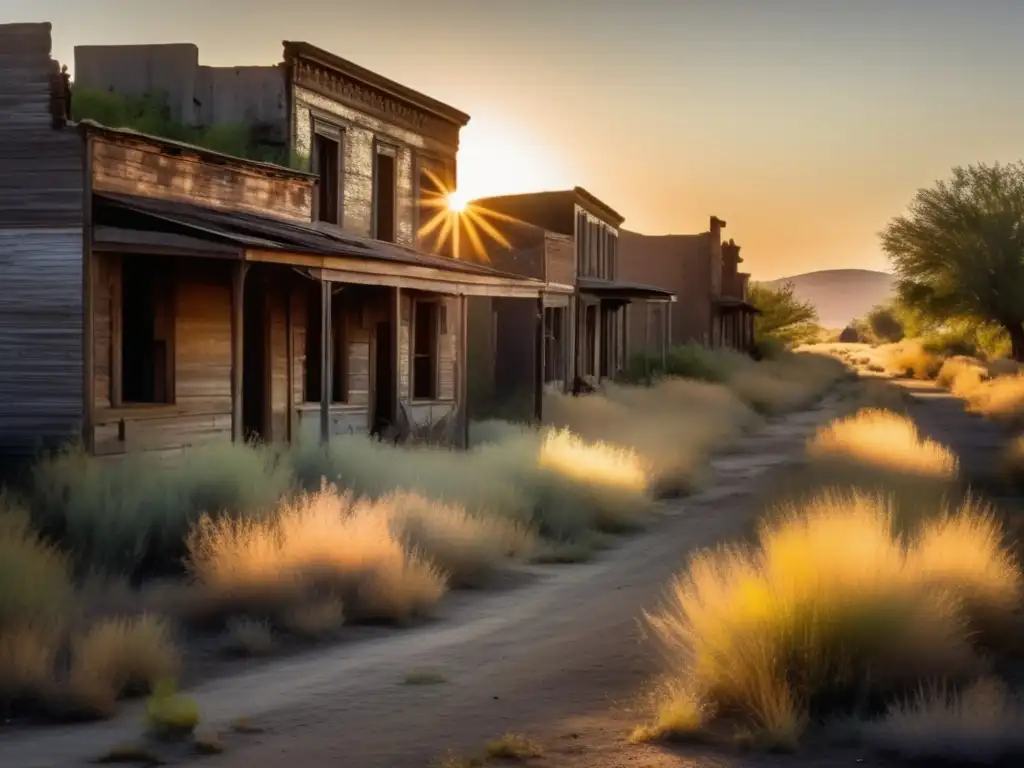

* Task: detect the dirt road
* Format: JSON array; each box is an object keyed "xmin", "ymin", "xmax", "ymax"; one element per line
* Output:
[{"xmin": 4, "ymin": 385, "xmax": 1001, "ymax": 768}]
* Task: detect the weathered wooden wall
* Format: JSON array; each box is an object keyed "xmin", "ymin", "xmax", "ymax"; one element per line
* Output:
[
  {"xmin": 89, "ymin": 133, "xmax": 313, "ymax": 222},
  {"xmin": 0, "ymin": 23, "xmax": 85, "ymax": 456},
  {"xmin": 91, "ymin": 255, "xmax": 235, "ymax": 455},
  {"xmin": 290, "ymin": 285, "xmax": 458, "ymax": 442}
]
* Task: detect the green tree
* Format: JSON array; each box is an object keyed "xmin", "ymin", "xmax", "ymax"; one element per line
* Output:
[
  {"xmin": 865, "ymin": 303, "xmax": 904, "ymax": 342},
  {"xmin": 748, "ymin": 282, "xmax": 819, "ymax": 346},
  {"xmin": 881, "ymin": 162, "xmax": 1024, "ymax": 360}
]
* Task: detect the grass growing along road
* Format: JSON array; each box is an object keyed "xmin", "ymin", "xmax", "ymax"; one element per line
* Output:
[{"xmin": 0, "ymin": 374, "xmax": 845, "ymax": 768}]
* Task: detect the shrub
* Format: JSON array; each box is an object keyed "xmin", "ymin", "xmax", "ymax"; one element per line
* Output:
[
  {"xmin": 862, "ymin": 678, "xmax": 1024, "ymax": 763},
  {"xmin": 66, "ymin": 614, "xmax": 181, "ymax": 716},
  {"xmin": 644, "ymin": 492, "xmax": 981, "ymax": 745},
  {"xmin": 31, "ymin": 442, "xmax": 294, "ymax": 578},
  {"xmin": 185, "ymin": 487, "xmax": 447, "ymax": 625},
  {"xmin": 936, "ymin": 356, "xmax": 989, "ymax": 396},
  {"xmin": 384, "ymin": 492, "xmax": 535, "ymax": 587},
  {"xmin": 883, "ymin": 341, "xmax": 942, "ymax": 380},
  {"xmin": 964, "ymin": 374, "xmax": 1024, "ymax": 423}
]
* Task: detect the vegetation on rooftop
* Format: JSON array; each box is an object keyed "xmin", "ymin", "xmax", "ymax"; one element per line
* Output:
[{"xmin": 70, "ymin": 86, "xmax": 309, "ymax": 171}]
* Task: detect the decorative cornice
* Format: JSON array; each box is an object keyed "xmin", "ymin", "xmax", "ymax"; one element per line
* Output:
[{"xmin": 288, "ymin": 52, "xmax": 462, "ymax": 148}]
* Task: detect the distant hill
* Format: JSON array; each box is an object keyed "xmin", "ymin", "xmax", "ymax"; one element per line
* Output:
[{"xmin": 759, "ymin": 269, "xmax": 895, "ymax": 329}]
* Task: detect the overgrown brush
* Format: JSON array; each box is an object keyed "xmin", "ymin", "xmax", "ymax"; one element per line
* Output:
[
  {"xmin": 30, "ymin": 442, "xmax": 294, "ymax": 578},
  {"xmin": 185, "ymin": 486, "xmax": 447, "ymax": 625},
  {"xmin": 861, "ymin": 678, "xmax": 1024, "ymax": 763},
  {"xmin": 642, "ymin": 491, "xmax": 1014, "ymax": 746},
  {"xmin": 936, "ymin": 356, "xmax": 990, "ymax": 397},
  {"xmin": 964, "ymin": 374, "xmax": 1024, "ymax": 424},
  {"xmin": 882, "ymin": 341, "xmax": 942, "ymax": 380}
]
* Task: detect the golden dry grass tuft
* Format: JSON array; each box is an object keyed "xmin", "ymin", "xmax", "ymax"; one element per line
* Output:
[
  {"xmin": 642, "ymin": 490, "xmax": 1016, "ymax": 747},
  {"xmin": 222, "ymin": 617, "xmax": 275, "ymax": 656},
  {"xmin": 66, "ymin": 614, "xmax": 181, "ymax": 716},
  {"xmin": 964, "ymin": 374, "xmax": 1024, "ymax": 424},
  {"xmin": 185, "ymin": 486, "xmax": 447, "ymax": 625},
  {"xmin": 384, "ymin": 492, "xmax": 535, "ymax": 587},
  {"xmin": 936, "ymin": 356, "xmax": 990, "ymax": 397},
  {"xmin": 483, "ymin": 732, "xmax": 544, "ymax": 760},
  {"xmin": 882, "ymin": 341, "xmax": 943, "ymax": 380}
]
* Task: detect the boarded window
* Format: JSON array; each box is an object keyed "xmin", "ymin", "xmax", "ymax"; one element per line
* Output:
[
  {"xmin": 543, "ymin": 306, "xmax": 565, "ymax": 384},
  {"xmin": 583, "ymin": 303, "xmax": 598, "ymax": 376},
  {"xmin": 313, "ymin": 132, "xmax": 341, "ymax": 225},
  {"xmin": 303, "ymin": 284, "xmax": 348, "ymax": 403},
  {"xmin": 412, "ymin": 300, "xmax": 438, "ymax": 400},
  {"xmin": 120, "ymin": 259, "xmax": 173, "ymax": 404},
  {"xmin": 374, "ymin": 148, "xmax": 397, "ymax": 243}
]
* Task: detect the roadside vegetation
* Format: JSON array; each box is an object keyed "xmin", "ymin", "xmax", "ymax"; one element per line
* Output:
[
  {"xmin": 635, "ymin": 161, "xmax": 1024, "ymax": 762},
  {"xmin": 636, "ymin": 402, "xmax": 1024, "ymax": 759},
  {"xmin": 0, "ymin": 343, "xmax": 846, "ymax": 725}
]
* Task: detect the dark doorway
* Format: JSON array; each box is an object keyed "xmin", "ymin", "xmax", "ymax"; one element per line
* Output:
[
  {"xmin": 243, "ymin": 273, "xmax": 269, "ymax": 441},
  {"xmin": 372, "ymin": 320, "xmax": 395, "ymax": 436}
]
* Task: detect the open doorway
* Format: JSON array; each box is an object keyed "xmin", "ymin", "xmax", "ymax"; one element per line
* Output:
[
  {"xmin": 372, "ymin": 320, "xmax": 395, "ymax": 437},
  {"xmin": 242, "ymin": 272, "xmax": 269, "ymax": 442}
]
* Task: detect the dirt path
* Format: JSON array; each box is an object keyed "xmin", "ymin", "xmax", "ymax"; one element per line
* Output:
[{"xmin": 4, "ymin": 387, "xmax": 991, "ymax": 768}]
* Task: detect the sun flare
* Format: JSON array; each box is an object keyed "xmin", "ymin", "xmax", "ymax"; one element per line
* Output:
[
  {"xmin": 416, "ymin": 168, "xmax": 520, "ymax": 262},
  {"xmin": 446, "ymin": 190, "xmax": 469, "ymax": 213}
]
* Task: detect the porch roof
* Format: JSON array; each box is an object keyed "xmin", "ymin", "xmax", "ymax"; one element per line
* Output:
[
  {"xmin": 714, "ymin": 296, "xmax": 761, "ymax": 313},
  {"xmin": 577, "ymin": 276, "xmax": 676, "ymax": 302},
  {"xmin": 93, "ymin": 193, "xmax": 561, "ymax": 297}
]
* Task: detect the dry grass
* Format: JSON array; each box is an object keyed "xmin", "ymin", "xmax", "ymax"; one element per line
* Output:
[
  {"xmin": 222, "ymin": 617, "xmax": 275, "ymax": 656},
  {"xmin": 882, "ymin": 341, "xmax": 943, "ymax": 380},
  {"xmin": 964, "ymin": 374, "xmax": 1024, "ymax": 423},
  {"xmin": 279, "ymin": 597, "xmax": 345, "ymax": 639},
  {"xmin": 185, "ymin": 487, "xmax": 447, "ymax": 625},
  {"xmin": 384, "ymin": 492, "xmax": 535, "ymax": 587},
  {"xmin": 483, "ymin": 732, "xmax": 544, "ymax": 760},
  {"xmin": 862, "ymin": 678, "xmax": 1024, "ymax": 763},
  {"xmin": 936, "ymin": 356, "xmax": 990, "ymax": 396},
  {"xmin": 66, "ymin": 614, "xmax": 181, "ymax": 716},
  {"xmin": 809, "ymin": 408, "xmax": 957, "ymax": 480},
  {"xmin": 30, "ymin": 442, "xmax": 294, "ymax": 577},
  {"xmin": 642, "ymin": 491, "xmax": 1012, "ymax": 746}
]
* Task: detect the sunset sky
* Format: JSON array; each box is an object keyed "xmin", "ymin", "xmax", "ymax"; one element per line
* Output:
[{"xmin": 6, "ymin": 0, "xmax": 1024, "ymax": 279}]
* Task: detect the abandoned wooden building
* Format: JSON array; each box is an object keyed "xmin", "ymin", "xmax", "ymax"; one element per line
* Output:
[
  {"xmin": 618, "ymin": 216, "xmax": 758, "ymax": 356},
  {"xmin": 465, "ymin": 189, "xmax": 675, "ymax": 395},
  {"xmin": 0, "ymin": 22, "xmax": 556, "ymax": 458}
]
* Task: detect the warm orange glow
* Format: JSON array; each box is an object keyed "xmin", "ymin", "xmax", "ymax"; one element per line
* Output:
[
  {"xmin": 446, "ymin": 190, "xmax": 469, "ymax": 213},
  {"xmin": 416, "ymin": 167, "xmax": 521, "ymax": 262}
]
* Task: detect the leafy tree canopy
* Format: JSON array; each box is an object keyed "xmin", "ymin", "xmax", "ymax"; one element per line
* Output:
[
  {"xmin": 748, "ymin": 282, "xmax": 819, "ymax": 346},
  {"xmin": 881, "ymin": 162, "xmax": 1024, "ymax": 359}
]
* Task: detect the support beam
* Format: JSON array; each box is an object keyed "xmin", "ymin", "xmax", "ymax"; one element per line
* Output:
[
  {"xmin": 534, "ymin": 296, "xmax": 545, "ymax": 423},
  {"xmin": 644, "ymin": 302, "xmax": 652, "ymax": 379},
  {"xmin": 231, "ymin": 262, "xmax": 248, "ymax": 443},
  {"xmin": 661, "ymin": 302, "xmax": 669, "ymax": 370},
  {"xmin": 319, "ymin": 279, "xmax": 332, "ymax": 444},
  {"xmin": 391, "ymin": 286, "xmax": 402, "ymax": 437},
  {"xmin": 565, "ymin": 294, "xmax": 577, "ymax": 394},
  {"xmin": 459, "ymin": 294, "xmax": 470, "ymax": 448}
]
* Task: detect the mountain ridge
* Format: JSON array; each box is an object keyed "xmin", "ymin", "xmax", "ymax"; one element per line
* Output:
[{"xmin": 758, "ymin": 268, "xmax": 894, "ymax": 329}]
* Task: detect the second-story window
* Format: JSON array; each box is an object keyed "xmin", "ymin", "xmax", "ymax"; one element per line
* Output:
[
  {"xmin": 313, "ymin": 128, "xmax": 342, "ymax": 225},
  {"xmin": 374, "ymin": 145, "xmax": 397, "ymax": 243}
]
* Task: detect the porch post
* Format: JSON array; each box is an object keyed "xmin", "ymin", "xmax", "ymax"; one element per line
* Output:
[
  {"xmin": 662, "ymin": 301, "xmax": 670, "ymax": 370},
  {"xmin": 644, "ymin": 302, "xmax": 652, "ymax": 378},
  {"xmin": 319, "ymin": 279, "xmax": 332, "ymax": 444},
  {"xmin": 622, "ymin": 304, "xmax": 630, "ymax": 376},
  {"xmin": 565, "ymin": 294, "xmax": 577, "ymax": 394},
  {"xmin": 459, "ymin": 293, "xmax": 470, "ymax": 448},
  {"xmin": 534, "ymin": 295, "xmax": 544, "ymax": 423},
  {"xmin": 231, "ymin": 262, "xmax": 248, "ymax": 443},
  {"xmin": 391, "ymin": 286, "xmax": 402, "ymax": 434}
]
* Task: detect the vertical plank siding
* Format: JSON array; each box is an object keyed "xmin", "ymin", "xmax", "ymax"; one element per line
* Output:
[{"xmin": 0, "ymin": 24, "xmax": 85, "ymax": 456}]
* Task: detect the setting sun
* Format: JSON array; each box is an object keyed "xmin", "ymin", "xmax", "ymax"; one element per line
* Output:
[{"xmin": 446, "ymin": 189, "xmax": 469, "ymax": 213}]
